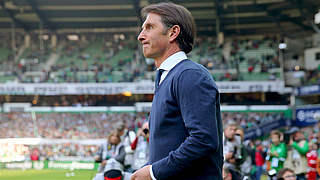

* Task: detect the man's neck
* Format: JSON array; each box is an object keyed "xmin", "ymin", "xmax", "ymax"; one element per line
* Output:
[{"xmin": 154, "ymin": 45, "xmax": 181, "ymax": 68}]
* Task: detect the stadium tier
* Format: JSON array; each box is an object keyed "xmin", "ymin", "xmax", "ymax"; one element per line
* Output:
[
  {"xmin": 0, "ymin": 109, "xmax": 291, "ymax": 162},
  {"xmin": 0, "ymin": 111, "xmax": 289, "ymax": 139},
  {"xmin": 302, "ymin": 69, "xmax": 320, "ymax": 86},
  {"xmin": 0, "ymin": 33, "xmax": 283, "ymax": 83},
  {"xmin": 0, "ymin": 112, "xmax": 143, "ymax": 139}
]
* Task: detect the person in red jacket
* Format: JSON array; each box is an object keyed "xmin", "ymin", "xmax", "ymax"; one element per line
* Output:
[
  {"xmin": 255, "ymin": 140, "xmax": 265, "ymax": 180},
  {"xmin": 306, "ymin": 141, "xmax": 318, "ymax": 180},
  {"xmin": 30, "ymin": 148, "xmax": 39, "ymax": 161},
  {"xmin": 131, "ymin": 122, "xmax": 149, "ymax": 171},
  {"xmin": 131, "ymin": 122, "xmax": 149, "ymax": 150}
]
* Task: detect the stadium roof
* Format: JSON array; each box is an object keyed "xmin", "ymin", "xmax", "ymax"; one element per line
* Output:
[{"xmin": 0, "ymin": 0, "xmax": 319, "ymax": 36}]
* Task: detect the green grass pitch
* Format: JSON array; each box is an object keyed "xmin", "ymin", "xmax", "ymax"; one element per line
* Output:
[{"xmin": 0, "ymin": 169, "xmax": 97, "ymax": 180}]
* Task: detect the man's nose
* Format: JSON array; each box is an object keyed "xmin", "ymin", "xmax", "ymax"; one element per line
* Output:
[{"xmin": 137, "ymin": 30, "xmax": 145, "ymax": 42}]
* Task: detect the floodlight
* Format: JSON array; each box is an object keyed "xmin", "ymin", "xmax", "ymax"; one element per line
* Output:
[
  {"xmin": 40, "ymin": 35, "xmax": 49, "ymax": 40},
  {"xmin": 315, "ymin": 10, "xmax": 320, "ymax": 24},
  {"xmin": 279, "ymin": 43, "xmax": 287, "ymax": 49},
  {"xmin": 67, "ymin": 35, "xmax": 79, "ymax": 41}
]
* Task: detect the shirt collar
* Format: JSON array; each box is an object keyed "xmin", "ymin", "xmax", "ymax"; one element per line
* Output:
[{"xmin": 158, "ymin": 51, "xmax": 187, "ymax": 71}]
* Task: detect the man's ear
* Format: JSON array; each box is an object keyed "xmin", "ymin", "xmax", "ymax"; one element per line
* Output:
[{"xmin": 168, "ymin": 25, "xmax": 180, "ymax": 43}]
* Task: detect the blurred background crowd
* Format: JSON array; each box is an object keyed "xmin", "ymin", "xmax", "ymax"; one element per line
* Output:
[
  {"xmin": 0, "ymin": 111, "xmax": 320, "ymax": 180},
  {"xmin": 0, "ymin": 33, "xmax": 288, "ymax": 84},
  {"xmin": 1, "ymin": 32, "xmax": 319, "ymax": 87}
]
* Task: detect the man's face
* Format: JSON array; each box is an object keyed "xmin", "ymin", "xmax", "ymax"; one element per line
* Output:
[
  {"xmin": 109, "ymin": 135, "xmax": 119, "ymax": 145},
  {"xmin": 225, "ymin": 125, "xmax": 236, "ymax": 139},
  {"xmin": 294, "ymin": 131, "xmax": 304, "ymax": 141},
  {"xmin": 138, "ymin": 13, "xmax": 170, "ymax": 60},
  {"xmin": 271, "ymin": 134, "xmax": 280, "ymax": 145},
  {"xmin": 118, "ymin": 129, "xmax": 125, "ymax": 136},
  {"xmin": 235, "ymin": 129, "xmax": 244, "ymax": 141},
  {"xmin": 142, "ymin": 122, "xmax": 149, "ymax": 130},
  {"xmin": 282, "ymin": 171, "xmax": 296, "ymax": 180}
]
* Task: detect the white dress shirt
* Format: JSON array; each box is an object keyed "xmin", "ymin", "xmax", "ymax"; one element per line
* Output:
[
  {"xmin": 150, "ymin": 51, "xmax": 187, "ymax": 180},
  {"xmin": 157, "ymin": 51, "xmax": 187, "ymax": 85}
]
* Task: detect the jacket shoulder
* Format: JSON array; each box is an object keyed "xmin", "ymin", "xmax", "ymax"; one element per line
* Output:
[{"xmin": 174, "ymin": 60, "xmax": 218, "ymax": 91}]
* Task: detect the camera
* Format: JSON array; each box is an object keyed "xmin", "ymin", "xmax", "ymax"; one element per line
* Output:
[
  {"xmin": 268, "ymin": 169, "xmax": 277, "ymax": 177},
  {"xmin": 143, "ymin": 128, "xmax": 149, "ymax": 135},
  {"xmin": 283, "ymin": 132, "xmax": 291, "ymax": 144},
  {"xmin": 284, "ymin": 127, "xmax": 299, "ymax": 144},
  {"xmin": 232, "ymin": 147, "xmax": 243, "ymax": 165}
]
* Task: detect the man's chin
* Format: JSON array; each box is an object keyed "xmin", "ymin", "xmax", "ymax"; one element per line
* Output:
[{"xmin": 143, "ymin": 53, "xmax": 152, "ymax": 59}]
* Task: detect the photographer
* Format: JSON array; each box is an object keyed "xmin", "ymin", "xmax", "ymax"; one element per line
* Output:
[
  {"xmin": 223, "ymin": 122, "xmax": 242, "ymax": 170},
  {"xmin": 267, "ymin": 130, "xmax": 287, "ymax": 176},
  {"xmin": 116, "ymin": 121, "xmax": 136, "ymax": 171},
  {"xmin": 284, "ymin": 129, "xmax": 308, "ymax": 180},
  {"xmin": 130, "ymin": 122, "xmax": 149, "ymax": 171},
  {"xmin": 95, "ymin": 131, "xmax": 126, "ymax": 173},
  {"xmin": 235, "ymin": 127, "xmax": 252, "ymax": 177}
]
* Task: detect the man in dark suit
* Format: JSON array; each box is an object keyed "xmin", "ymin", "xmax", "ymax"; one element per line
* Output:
[{"xmin": 131, "ymin": 2, "xmax": 223, "ymax": 180}]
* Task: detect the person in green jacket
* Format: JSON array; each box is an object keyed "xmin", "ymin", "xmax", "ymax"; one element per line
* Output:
[
  {"xmin": 287, "ymin": 129, "xmax": 309, "ymax": 180},
  {"xmin": 268, "ymin": 130, "xmax": 287, "ymax": 173}
]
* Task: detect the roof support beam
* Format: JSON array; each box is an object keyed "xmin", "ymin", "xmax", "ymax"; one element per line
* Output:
[
  {"xmin": 214, "ymin": 0, "xmax": 223, "ymax": 32},
  {"xmin": 285, "ymin": 0, "xmax": 317, "ymax": 14},
  {"xmin": 26, "ymin": 0, "xmax": 55, "ymax": 31},
  {"xmin": 131, "ymin": 0, "xmax": 142, "ymax": 27},
  {"xmin": 253, "ymin": 2, "xmax": 312, "ymax": 32},
  {"xmin": 214, "ymin": 0, "xmax": 224, "ymax": 43},
  {"xmin": 0, "ymin": 1, "xmax": 30, "ymax": 32},
  {"xmin": 285, "ymin": 0, "xmax": 320, "ymax": 33},
  {"xmin": 253, "ymin": 2, "xmax": 286, "ymax": 36}
]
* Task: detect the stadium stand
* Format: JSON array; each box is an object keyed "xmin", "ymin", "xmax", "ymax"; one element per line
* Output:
[
  {"xmin": 0, "ymin": 112, "xmax": 146, "ymax": 139},
  {"xmin": 48, "ymin": 35, "xmax": 142, "ymax": 83},
  {"xmin": 0, "ymin": 111, "xmax": 289, "ymax": 139},
  {"xmin": 222, "ymin": 111, "xmax": 287, "ymax": 130},
  {"xmin": 0, "ymin": 33, "xmax": 282, "ymax": 83},
  {"xmin": 0, "ymin": 33, "xmax": 23, "ymax": 83},
  {"xmin": 190, "ymin": 36, "xmax": 281, "ymax": 81},
  {"xmin": 302, "ymin": 69, "xmax": 320, "ymax": 86},
  {"xmin": 0, "ymin": 110, "xmax": 289, "ymax": 165},
  {"xmin": 2, "ymin": 110, "xmax": 319, "ymax": 180}
]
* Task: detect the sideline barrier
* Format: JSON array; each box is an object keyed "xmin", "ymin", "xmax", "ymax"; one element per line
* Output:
[
  {"xmin": 0, "ymin": 81, "xmax": 286, "ymax": 95},
  {"xmin": 244, "ymin": 117, "xmax": 290, "ymax": 140},
  {"xmin": 0, "ymin": 160, "xmax": 99, "ymax": 170},
  {"xmin": 295, "ymin": 105, "xmax": 320, "ymax": 127}
]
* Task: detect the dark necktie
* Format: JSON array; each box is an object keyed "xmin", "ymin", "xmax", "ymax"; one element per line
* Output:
[{"xmin": 155, "ymin": 69, "xmax": 165, "ymax": 90}]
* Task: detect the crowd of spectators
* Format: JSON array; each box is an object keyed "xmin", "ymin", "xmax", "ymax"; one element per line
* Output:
[
  {"xmin": 2, "ymin": 111, "xmax": 320, "ymax": 179},
  {"xmin": 0, "ymin": 32, "xmax": 282, "ymax": 83},
  {"xmin": 0, "ymin": 112, "xmax": 148, "ymax": 139},
  {"xmin": 6, "ymin": 32, "xmax": 320, "ymax": 85},
  {"xmin": 0, "ymin": 33, "xmax": 24, "ymax": 82},
  {"xmin": 222, "ymin": 121, "xmax": 320, "ymax": 180},
  {"xmin": 0, "ymin": 143, "xmax": 97, "ymax": 162},
  {"xmin": 45, "ymin": 35, "xmax": 146, "ymax": 83},
  {"xmin": 192, "ymin": 36, "xmax": 279, "ymax": 71},
  {"xmin": 222, "ymin": 111, "xmax": 287, "ymax": 131},
  {"xmin": 0, "ymin": 33, "xmax": 55, "ymax": 83},
  {"xmin": 301, "ymin": 69, "xmax": 320, "ymax": 86},
  {"xmin": 0, "ymin": 111, "xmax": 285, "ymax": 139}
]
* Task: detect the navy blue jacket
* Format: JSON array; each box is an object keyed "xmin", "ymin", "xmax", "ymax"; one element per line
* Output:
[{"xmin": 149, "ymin": 59, "xmax": 223, "ymax": 180}]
